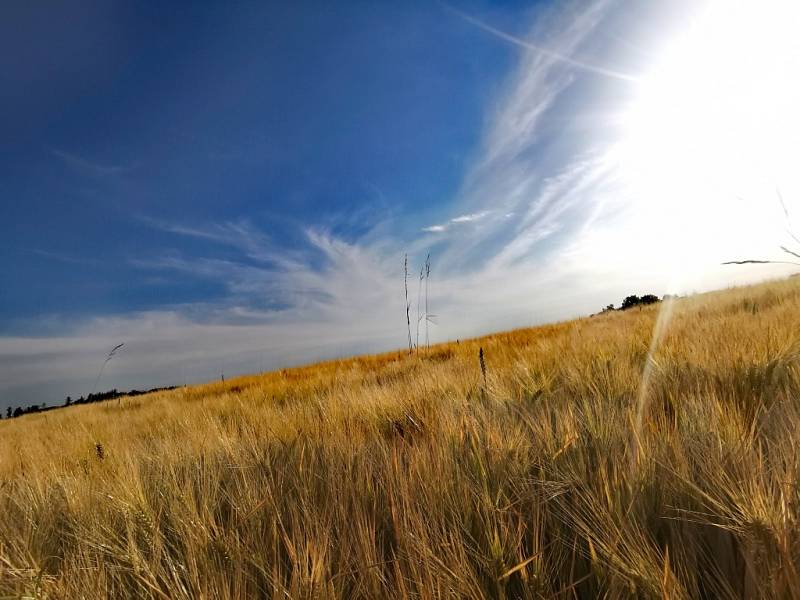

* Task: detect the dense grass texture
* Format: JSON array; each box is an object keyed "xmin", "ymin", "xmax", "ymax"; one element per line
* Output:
[{"xmin": 2, "ymin": 277, "xmax": 800, "ymax": 598}]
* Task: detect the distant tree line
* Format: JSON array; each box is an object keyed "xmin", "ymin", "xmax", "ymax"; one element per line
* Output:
[
  {"xmin": 601, "ymin": 293, "xmax": 665, "ymax": 314},
  {"xmin": 3, "ymin": 386, "xmax": 177, "ymax": 419}
]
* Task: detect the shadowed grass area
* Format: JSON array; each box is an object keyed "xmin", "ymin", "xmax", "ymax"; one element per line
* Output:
[{"xmin": 1, "ymin": 277, "xmax": 799, "ymax": 598}]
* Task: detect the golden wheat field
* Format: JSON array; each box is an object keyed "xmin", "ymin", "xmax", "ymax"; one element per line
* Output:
[{"xmin": 1, "ymin": 277, "xmax": 799, "ymax": 599}]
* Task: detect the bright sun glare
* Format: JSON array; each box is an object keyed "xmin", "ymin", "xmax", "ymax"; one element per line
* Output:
[{"xmin": 618, "ymin": 0, "xmax": 800, "ymax": 284}]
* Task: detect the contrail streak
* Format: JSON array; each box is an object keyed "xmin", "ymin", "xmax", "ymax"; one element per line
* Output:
[{"xmin": 442, "ymin": 2, "xmax": 639, "ymax": 83}]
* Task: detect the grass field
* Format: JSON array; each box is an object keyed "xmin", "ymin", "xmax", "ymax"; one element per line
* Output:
[{"xmin": 1, "ymin": 277, "xmax": 799, "ymax": 598}]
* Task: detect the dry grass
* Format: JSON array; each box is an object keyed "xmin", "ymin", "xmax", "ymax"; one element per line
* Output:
[{"xmin": 2, "ymin": 277, "xmax": 800, "ymax": 598}]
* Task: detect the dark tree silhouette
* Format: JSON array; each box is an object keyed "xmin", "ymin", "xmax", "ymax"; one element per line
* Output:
[
  {"xmin": 619, "ymin": 294, "xmax": 661, "ymax": 310},
  {"xmin": 621, "ymin": 295, "xmax": 641, "ymax": 310},
  {"xmin": 4, "ymin": 385, "xmax": 177, "ymax": 420}
]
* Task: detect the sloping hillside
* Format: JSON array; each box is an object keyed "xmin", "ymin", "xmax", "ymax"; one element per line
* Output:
[{"xmin": 1, "ymin": 278, "xmax": 799, "ymax": 598}]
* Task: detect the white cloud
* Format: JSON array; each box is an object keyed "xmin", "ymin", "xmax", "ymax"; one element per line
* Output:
[
  {"xmin": 422, "ymin": 210, "xmax": 492, "ymax": 233},
  {"xmin": 450, "ymin": 211, "xmax": 491, "ymax": 224}
]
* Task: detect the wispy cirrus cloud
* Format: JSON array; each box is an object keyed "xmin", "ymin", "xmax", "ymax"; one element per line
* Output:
[
  {"xmin": 141, "ymin": 217, "xmax": 307, "ymax": 272},
  {"xmin": 27, "ymin": 248, "xmax": 102, "ymax": 267},
  {"xmin": 422, "ymin": 210, "xmax": 492, "ymax": 232},
  {"xmin": 50, "ymin": 148, "xmax": 134, "ymax": 177}
]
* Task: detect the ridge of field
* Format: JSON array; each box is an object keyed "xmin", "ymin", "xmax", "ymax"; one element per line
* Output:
[{"xmin": 1, "ymin": 277, "xmax": 799, "ymax": 598}]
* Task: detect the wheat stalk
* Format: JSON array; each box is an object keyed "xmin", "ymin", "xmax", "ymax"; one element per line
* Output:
[
  {"xmin": 404, "ymin": 254, "xmax": 412, "ymax": 354},
  {"xmin": 91, "ymin": 343, "xmax": 124, "ymax": 397}
]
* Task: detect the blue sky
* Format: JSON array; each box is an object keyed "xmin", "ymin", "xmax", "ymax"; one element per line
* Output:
[
  {"xmin": 1, "ymin": 2, "xmax": 514, "ymax": 321},
  {"xmin": 2, "ymin": 0, "xmax": 798, "ymax": 409}
]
